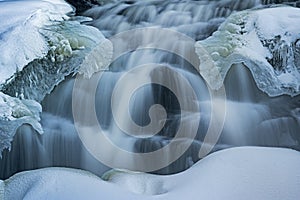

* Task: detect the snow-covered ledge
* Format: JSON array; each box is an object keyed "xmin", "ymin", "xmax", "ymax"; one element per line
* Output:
[{"xmin": 195, "ymin": 6, "xmax": 300, "ymax": 97}]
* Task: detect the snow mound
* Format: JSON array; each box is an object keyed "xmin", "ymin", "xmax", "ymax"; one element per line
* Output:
[
  {"xmin": 0, "ymin": 92, "xmax": 42, "ymax": 154},
  {"xmin": 166, "ymin": 147, "xmax": 300, "ymax": 200},
  {"xmin": 3, "ymin": 147, "xmax": 300, "ymax": 199},
  {"xmin": 3, "ymin": 168, "xmax": 140, "ymax": 200},
  {"xmin": 195, "ymin": 6, "xmax": 300, "ymax": 97},
  {"xmin": 102, "ymin": 169, "xmax": 166, "ymax": 195}
]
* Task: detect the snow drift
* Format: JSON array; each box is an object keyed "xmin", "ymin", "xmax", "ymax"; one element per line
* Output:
[{"xmin": 1, "ymin": 147, "xmax": 300, "ymax": 200}]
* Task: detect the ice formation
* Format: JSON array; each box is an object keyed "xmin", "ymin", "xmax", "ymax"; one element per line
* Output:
[
  {"xmin": 0, "ymin": 180, "xmax": 3, "ymax": 199},
  {"xmin": 0, "ymin": 92, "xmax": 42, "ymax": 154},
  {"xmin": 2, "ymin": 19, "xmax": 113, "ymax": 101},
  {"xmin": 0, "ymin": 0, "xmax": 112, "ymax": 153},
  {"xmin": 0, "ymin": 0, "xmax": 72, "ymax": 85},
  {"xmin": 0, "ymin": 0, "xmax": 112, "ymax": 101},
  {"xmin": 195, "ymin": 6, "xmax": 300, "ymax": 97},
  {"xmin": 1, "ymin": 147, "xmax": 300, "ymax": 199}
]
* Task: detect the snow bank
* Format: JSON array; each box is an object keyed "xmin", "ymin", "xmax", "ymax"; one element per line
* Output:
[
  {"xmin": 3, "ymin": 168, "xmax": 141, "ymax": 200},
  {"xmin": 0, "ymin": 92, "xmax": 42, "ymax": 154},
  {"xmin": 195, "ymin": 6, "xmax": 300, "ymax": 97},
  {"xmin": 165, "ymin": 147, "xmax": 300, "ymax": 200},
  {"xmin": 102, "ymin": 169, "xmax": 166, "ymax": 195},
  {"xmin": 2, "ymin": 147, "xmax": 300, "ymax": 199}
]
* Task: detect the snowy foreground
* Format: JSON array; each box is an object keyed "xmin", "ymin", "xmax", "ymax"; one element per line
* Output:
[{"xmin": 1, "ymin": 147, "xmax": 300, "ymax": 200}]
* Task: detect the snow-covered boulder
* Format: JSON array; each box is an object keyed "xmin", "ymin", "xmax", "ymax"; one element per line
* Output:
[{"xmin": 195, "ymin": 6, "xmax": 300, "ymax": 97}]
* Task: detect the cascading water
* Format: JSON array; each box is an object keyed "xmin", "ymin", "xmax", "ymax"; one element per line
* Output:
[{"xmin": 1, "ymin": 0, "xmax": 300, "ymax": 180}]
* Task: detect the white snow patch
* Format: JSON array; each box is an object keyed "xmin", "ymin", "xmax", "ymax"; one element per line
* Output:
[
  {"xmin": 102, "ymin": 169, "xmax": 166, "ymax": 195},
  {"xmin": 4, "ymin": 168, "xmax": 141, "ymax": 200}
]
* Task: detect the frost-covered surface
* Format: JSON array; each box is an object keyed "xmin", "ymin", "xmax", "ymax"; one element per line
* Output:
[
  {"xmin": 0, "ymin": 92, "xmax": 42, "ymax": 154},
  {"xmin": 2, "ymin": 147, "xmax": 300, "ymax": 199},
  {"xmin": 195, "ymin": 6, "xmax": 300, "ymax": 97},
  {"xmin": 0, "ymin": 0, "xmax": 72, "ymax": 85}
]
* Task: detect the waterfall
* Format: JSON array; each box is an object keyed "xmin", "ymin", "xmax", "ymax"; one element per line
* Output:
[{"xmin": 1, "ymin": 0, "xmax": 300, "ymax": 179}]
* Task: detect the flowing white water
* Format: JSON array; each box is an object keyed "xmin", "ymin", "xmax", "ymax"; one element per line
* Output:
[{"xmin": 1, "ymin": 0, "xmax": 300, "ymax": 178}]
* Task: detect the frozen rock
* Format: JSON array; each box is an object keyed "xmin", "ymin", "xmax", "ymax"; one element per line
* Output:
[
  {"xmin": 0, "ymin": 1, "xmax": 113, "ymax": 101},
  {"xmin": 0, "ymin": 92, "xmax": 42, "ymax": 154},
  {"xmin": 196, "ymin": 6, "xmax": 300, "ymax": 96},
  {"xmin": 0, "ymin": 0, "xmax": 73, "ymax": 85}
]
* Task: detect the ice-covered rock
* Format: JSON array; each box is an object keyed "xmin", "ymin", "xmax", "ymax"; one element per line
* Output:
[
  {"xmin": 1, "ymin": 19, "xmax": 113, "ymax": 101},
  {"xmin": 195, "ymin": 6, "xmax": 300, "ymax": 97},
  {"xmin": 0, "ymin": 0, "xmax": 113, "ymax": 155},
  {"xmin": 0, "ymin": 92, "xmax": 42, "ymax": 154},
  {"xmin": 0, "ymin": 0, "xmax": 72, "ymax": 85},
  {"xmin": 2, "ymin": 147, "xmax": 300, "ymax": 199},
  {"xmin": 0, "ymin": 0, "xmax": 113, "ymax": 101},
  {"xmin": 0, "ymin": 180, "xmax": 3, "ymax": 199}
]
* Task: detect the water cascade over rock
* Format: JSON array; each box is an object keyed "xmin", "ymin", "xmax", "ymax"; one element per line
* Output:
[{"xmin": 0, "ymin": 0, "xmax": 300, "ymax": 179}]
